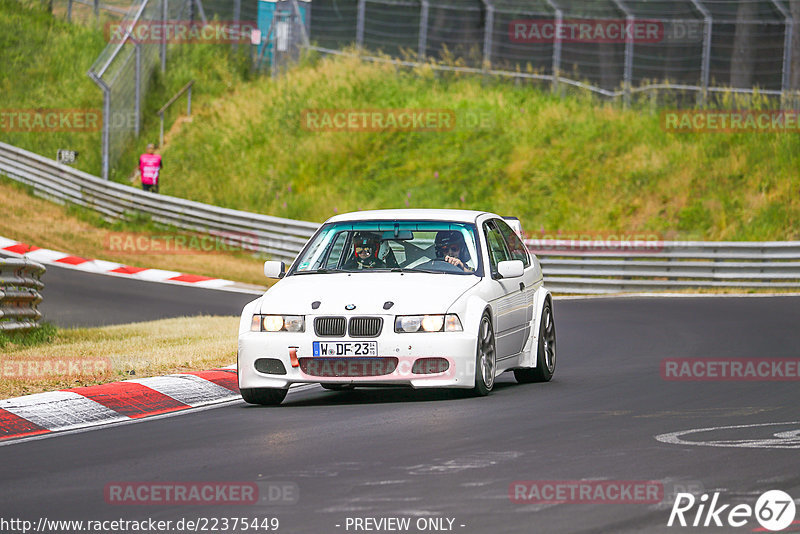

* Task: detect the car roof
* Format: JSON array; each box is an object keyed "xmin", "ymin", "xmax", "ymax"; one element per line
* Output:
[{"xmin": 325, "ymin": 208, "xmax": 499, "ymax": 224}]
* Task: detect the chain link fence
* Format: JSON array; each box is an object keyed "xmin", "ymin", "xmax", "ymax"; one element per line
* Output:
[
  {"xmin": 38, "ymin": 0, "xmax": 799, "ymax": 180},
  {"xmin": 309, "ymin": 0, "xmax": 799, "ymax": 103},
  {"xmin": 47, "ymin": 0, "xmax": 262, "ymax": 180}
]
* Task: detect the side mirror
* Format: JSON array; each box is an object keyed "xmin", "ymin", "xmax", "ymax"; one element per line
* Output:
[
  {"xmin": 497, "ymin": 259, "xmax": 524, "ymax": 279},
  {"xmin": 264, "ymin": 260, "xmax": 286, "ymax": 279}
]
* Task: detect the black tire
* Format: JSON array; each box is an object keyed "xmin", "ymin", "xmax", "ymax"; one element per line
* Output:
[
  {"xmin": 472, "ymin": 312, "xmax": 496, "ymax": 396},
  {"xmin": 321, "ymin": 384, "xmax": 355, "ymax": 391},
  {"xmin": 515, "ymin": 299, "xmax": 556, "ymax": 383},
  {"xmin": 240, "ymin": 387, "xmax": 288, "ymax": 406}
]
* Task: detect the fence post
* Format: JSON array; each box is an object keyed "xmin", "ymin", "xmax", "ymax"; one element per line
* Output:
[
  {"xmin": 769, "ymin": 0, "xmax": 792, "ymax": 102},
  {"xmin": 159, "ymin": 111, "xmax": 165, "ymax": 147},
  {"xmin": 161, "ymin": 0, "xmax": 167, "ymax": 73},
  {"xmin": 690, "ymin": 0, "xmax": 711, "ymax": 106},
  {"xmin": 418, "ymin": 0, "xmax": 429, "ymax": 61},
  {"xmin": 233, "ymin": 0, "xmax": 241, "ymax": 53},
  {"xmin": 194, "ymin": 0, "xmax": 207, "ymax": 25},
  {"xmin": 94, "ymin": 0, "xmax": 99, "ymax": 17},
  {"xmin": 544, "ymin": 0, "xmax": 563, "ymax": 94},
  {"xmin": 67, "ymin": 0, "xmax": 72, "ymax": 22},
  {"xmin": 481, "ymin": 0, "xmax": 494, "ymax": 71},
  {"xmin": 89, "ymin": 73, "xmax": 111, "ymax": 180},
  {"xmin": 135, "ymin": 42, "xmax": 141, "ymax": 136},
  {"xmin": 87, "ymin": 72, "xmax": 110, "ymax": 180},
  {"xmin": 611, "ymin": 0, "xmax": 633, "ymax": 108},
  {"xmin": 356, "ymin": 0, "xmax": 365, "ymax": 47},
  {"xmin": 291, "ymin": 0, "xmax": 310, "ymax": 47},
  {"xmin": 102, "ymin": 87, "xmax": 110, "ymax": 179},
  {"xmin": 271, "ymin": 11, "xmax": 278, "ymax": 78}
]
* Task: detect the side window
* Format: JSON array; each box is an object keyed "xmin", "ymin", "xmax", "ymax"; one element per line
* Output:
[
  {"xmin": 496, "ymin": 219, "xmax": 530, "ymax": 267},
  {"xmin": 483, "ymin": 221, "xmax": 511, "ymax": 276}
]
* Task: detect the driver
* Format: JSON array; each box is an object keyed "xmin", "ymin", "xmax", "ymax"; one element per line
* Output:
[
  {"xmin": 435, "ymin": 231, "xmax": 474, "ymax": 272},
  {"xmin": 343, "ymin": 231, "xmax": 386, "ymax": 270}
]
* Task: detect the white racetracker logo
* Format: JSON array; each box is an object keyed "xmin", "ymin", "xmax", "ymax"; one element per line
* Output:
[{"xmin": 668, "ymin": 489, "xmax": 796, "ymax": 531}]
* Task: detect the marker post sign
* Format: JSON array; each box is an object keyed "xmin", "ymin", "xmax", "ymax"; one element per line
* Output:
[{"xmin": 57, "ymin": 149, "xmax": 78, "ymax": 165}]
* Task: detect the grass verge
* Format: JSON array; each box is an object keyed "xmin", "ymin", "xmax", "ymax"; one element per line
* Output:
[
  {"xmin": 0, "ymin": 322, "xmax": 57, "ymax": 350},
  {"xmin": 0, "ymin": 315, "xmax": 238, "ymax": 399}
]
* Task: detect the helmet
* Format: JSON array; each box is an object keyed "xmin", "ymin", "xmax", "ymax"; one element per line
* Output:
[
  {"xmin": 352, "ymin": 231, "xmax": 381, "ymax": 261},
  {"xmin": 435, "ymin": 230, "xmax": 470, "ymax": 263}
]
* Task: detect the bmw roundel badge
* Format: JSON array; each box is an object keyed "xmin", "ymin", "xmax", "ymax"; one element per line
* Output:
[{"xmin": 345, "ymin": 304, "xmax": 356, "ymax": 310}]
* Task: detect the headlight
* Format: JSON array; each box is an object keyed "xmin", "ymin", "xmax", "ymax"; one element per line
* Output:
[
  {"xmin": 251, "ymin": 315, "xmax": 305, "ymax": 332},
  {"xmin": 395, "ymin": 314, "xmax": 462, "ymax": 333}
]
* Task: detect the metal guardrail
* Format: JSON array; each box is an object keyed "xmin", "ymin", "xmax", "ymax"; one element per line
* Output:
[
  {"xmin": 2, "ymin": 141, "xmax": 799, "ymax": 293},
  {"xmin": 528, "ymin": 241, "xmax": 800, "ymax": 293},
  {"xmin": 0, "ymin": 141, "xmax": 319, "ymax": 263},
  {"xmin": 0, "ymin": 258, "xmax": 45, "ymax": 332}
]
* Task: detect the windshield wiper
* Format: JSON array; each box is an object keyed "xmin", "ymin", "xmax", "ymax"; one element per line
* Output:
[
  {"xmin": 293, "ymin": 268, "xmax": 343, "ymax": 275},
  {"xmin": 391, "ymin": 267, "xmax": 443, "ymax": 274}
]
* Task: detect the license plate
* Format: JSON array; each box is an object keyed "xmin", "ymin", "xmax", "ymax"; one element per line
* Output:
[{"xmin": 312, "ymin": 341, "xmax": 377, "ymax": 357}]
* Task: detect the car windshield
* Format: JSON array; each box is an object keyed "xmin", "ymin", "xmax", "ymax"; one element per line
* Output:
[{"xmin": 290, "ymin": 221, "xmax": 480, "ymax": 275}]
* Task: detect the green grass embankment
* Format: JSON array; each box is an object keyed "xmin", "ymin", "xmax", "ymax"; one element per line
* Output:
[
  {"xmin": 0, "ymin": 0, "xmax": 251, "ymax": 181},
  {"xmin": 155, "ymin": 53, "xmax": 799, "ymax": 240}
]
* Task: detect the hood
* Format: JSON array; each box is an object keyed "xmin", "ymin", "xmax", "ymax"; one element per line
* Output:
[{"xmin": 256, "ymin": 272, "xmax": 479, "ymax": 316}]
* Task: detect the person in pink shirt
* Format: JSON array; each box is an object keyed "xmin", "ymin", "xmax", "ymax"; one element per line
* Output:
[{"xmin": 138, "ymin": 143, "xmax": 162, "ymax": 193}]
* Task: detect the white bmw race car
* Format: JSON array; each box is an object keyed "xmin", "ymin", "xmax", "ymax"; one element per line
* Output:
[{"xmin": 237, "ymin": 209, "xmax": 556, "ymax": 405}]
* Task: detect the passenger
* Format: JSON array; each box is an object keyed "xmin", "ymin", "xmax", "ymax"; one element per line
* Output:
[{"xmin": 435, "ymin": 231, "xmax": 474, "ymax": 272}]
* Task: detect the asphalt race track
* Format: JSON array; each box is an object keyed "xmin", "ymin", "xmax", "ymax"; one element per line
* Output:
[
  {"xmin": 26, "ymin": 261, "xmax": 258, "ymax": 327},
  {"xmin": 2, "ymin": 271, "xmax": 799, "ymax": 533}
]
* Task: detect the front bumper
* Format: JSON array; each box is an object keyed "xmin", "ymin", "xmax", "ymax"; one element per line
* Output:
[{"xmin": 238, "ymin": 329, "xmax": 477, "ymax": 389}]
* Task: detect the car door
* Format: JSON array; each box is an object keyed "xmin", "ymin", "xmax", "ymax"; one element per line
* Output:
[
  {"xmin": 495, "ymin": 218, "xmax": 540, "ymax": 350},
  {"xmin": 482, "ymin": 219, "xmax": 528, "ymax": 361}
]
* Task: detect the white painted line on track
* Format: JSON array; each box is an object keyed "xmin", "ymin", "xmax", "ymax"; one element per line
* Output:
[{"xmin": 655, "ymin": 421, "xmax": 800, "ymax": 449}]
